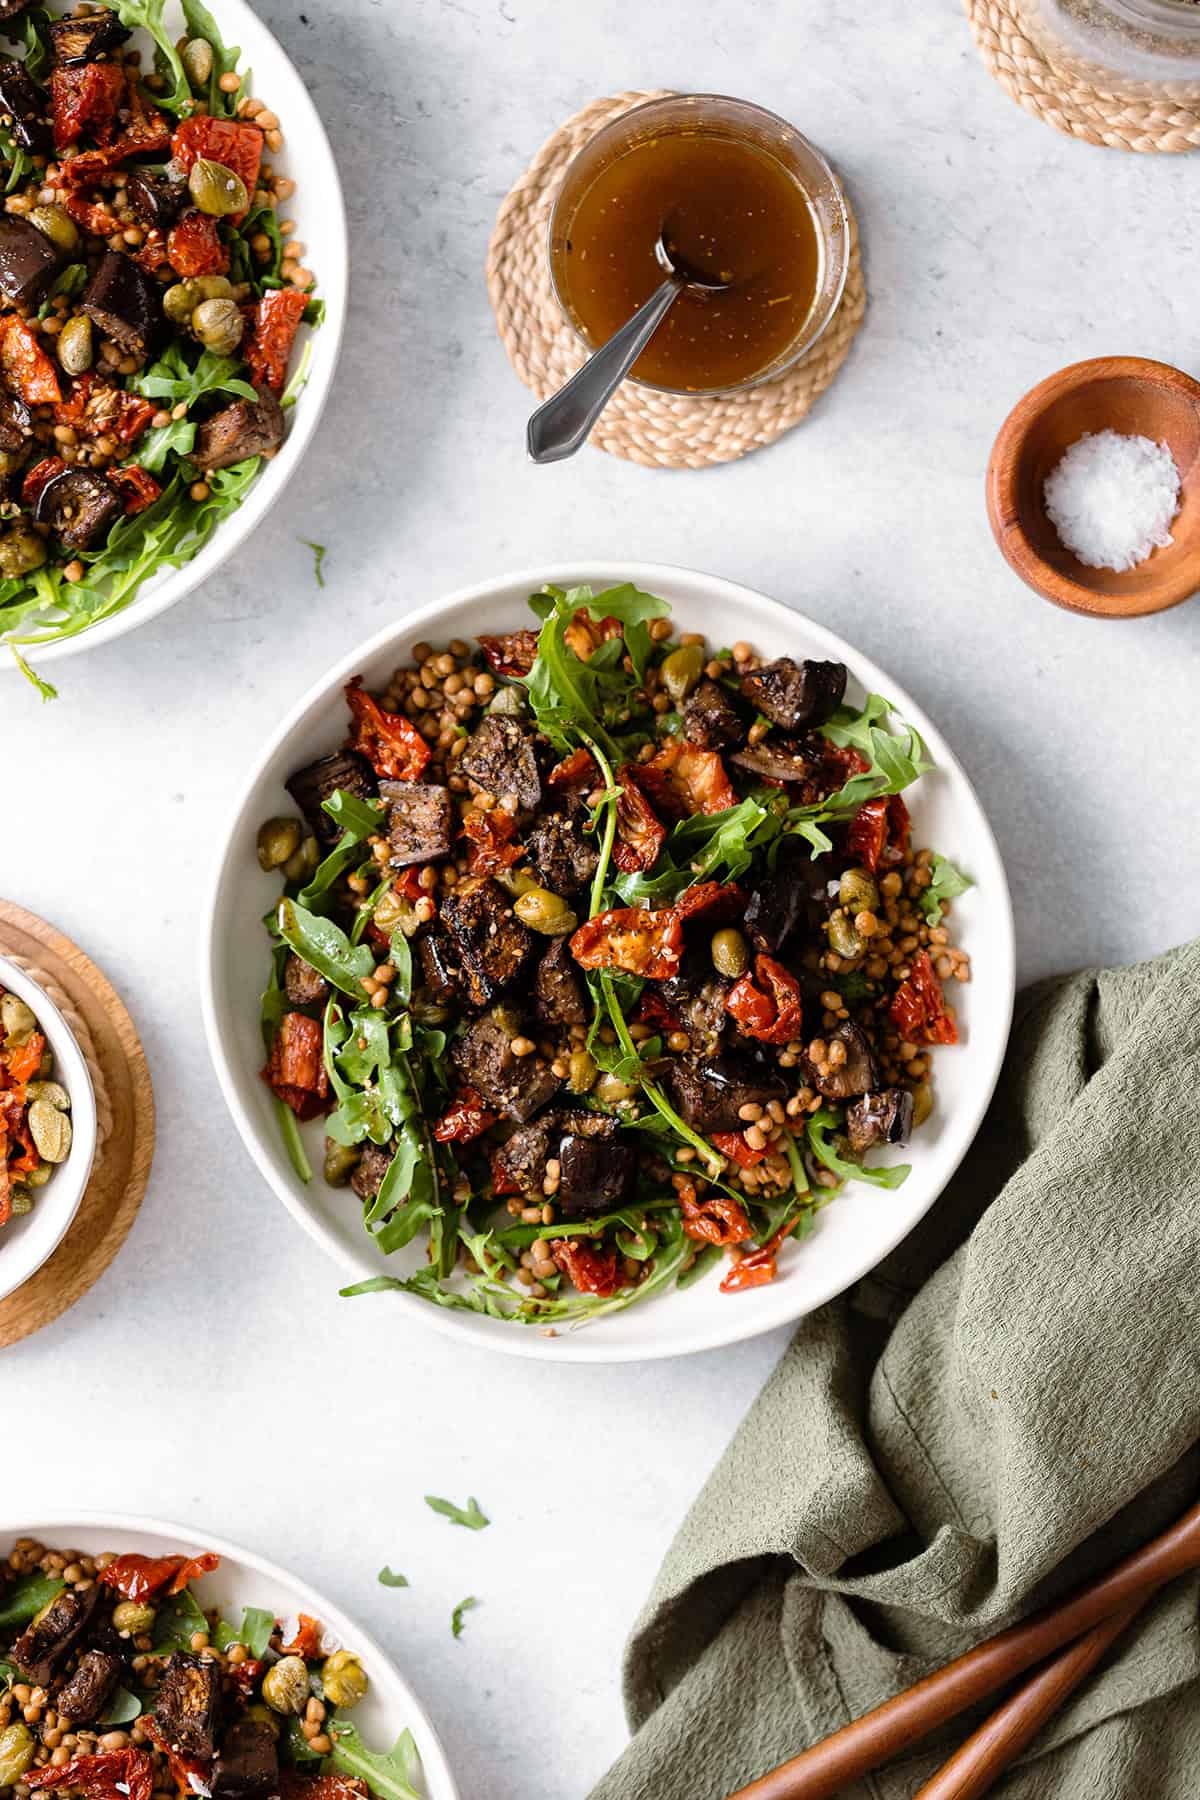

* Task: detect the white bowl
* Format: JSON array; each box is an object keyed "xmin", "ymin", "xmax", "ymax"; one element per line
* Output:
[
  {"xmin": 0, "ymin": 1514, "xmax": 459, "ymax": 1800},
  {"xmin": 0, "ymin": 952, "xmax": 97, "ymax": 1303},
  {"xmin": 202, "ymin": 562, "xmax": 1015, "ymax": 1364},
  {"xmin": 0, "ymin": 0, "xmax": 348, "ymax": 672}
]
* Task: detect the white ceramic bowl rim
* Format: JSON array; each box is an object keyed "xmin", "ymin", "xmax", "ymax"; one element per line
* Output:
[
  {"xmin": 0, "ymin": 1512, "xmax": 459, "ymax": 1800},
  {"xmin": 0, "ymin": 0, "xmax": 348, "ymax": 670},
  {"xmin": 201, "ymin": 561, "xmax": 1016, "ymax": 1364},
  {"xmin": 0, "ymin": 951, "xmax": 97, "ymax": 1303}
]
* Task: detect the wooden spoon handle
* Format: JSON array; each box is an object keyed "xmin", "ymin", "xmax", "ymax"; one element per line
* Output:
[
  {"xmin": 724, "ymin": 1496, "xmax": 1200, "ymax": 1800},
  {"xmin": 913, "ymin": 1602, "xmax": 1141, "ymax": 1800}
]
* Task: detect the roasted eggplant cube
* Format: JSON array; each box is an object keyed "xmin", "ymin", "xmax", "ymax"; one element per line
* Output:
[
  {"xmin": 745, "ymin": 840, "xmax": 822, "ymax": 955},
  {"xmin": 283, "ymin": 952, "xmax": 329, "ymax": 1008},
  {"xmin": 381, "ymin": 779, "xmax": 452, "ymax": 869},
  {"xmin": 155, "ymin": 1652, "xmax": 222, "ymax": 1758},
  {"xmin": 49, "ymin": 7, "xmax": 130, "ymax": 63},
  {"xmin": 34, "ymin": 466, "xmax": 121, "ymax": 550},
  {"xmin": 682, "ymin": 679, "xmax": 747, "ymax": 751},
  {"xmin": 192, "ymin": 390, "xmax": 285, "ymax": 473},
  {"xmin": 417, "ymin": 929, "xmax": 461, "ymax": 1005},
  {"xmin": 490, "ymin": 1115, "xmax": 554, "ymax": 1197},
  {"xmin": 451, "ymin": 1009, "xmax": 560, "ymax": 1122},
  {"xmin": 730, "ymin": 740, "xmax": 815, "ymax": 785},
  {"xmin": 525, "ymin": 812, "xmax": 598, "ymax": 897},
  {"xmin": 533, "ymin": 938, "xmax": 586, "ymax": 1027},
  {"xmin": 659, "ymin": 972, "xmax": 728, "ymax": 1058},
  {"xmin": 0, "ymin": 214, "xmax": 61, "ymax": 307},
  {"xmin": 669, "ymin": 1054, "xmax": 787, "ymax": 1133},
  {"xmin": 284, "ymin": 749, "xmax": 376, "ymax": 846},
  {"xmin": 0, "ymin": 59, "xmax": 51, "ymax": 154},
  {"xmin": 558, "ymin": 1131, "xmax": 635, "ymax": 1217},
  {"xmin": 0, "ymin": 391, "xmax": 32, "ymax": 455},
  {"xmin": 10, "ymin": 1586, "xmax": 99, "ymax": 1686},
  {"xmin": 213, "ymin": 1719, "xmax": 280, "ymax": 1800},
  {"xmin": 805, "ymin": 1021, "xmax": 879, "ymax": 1101},
  {"xmin": 81, "ymin": 251, "xmax": 161, "ymax": 358},
  {"xmin": 55, "ymin": 1649, "xmax": 122, "ymax": 1725},
  {"xmin": 739, "ymin": 658, "xmax": 847, "ymax": 732},
  {"xmin": 846, "ymin": 1087, "xmax": 915, "ymax": 1156},
  {"xmin": 0, "ymin": 0, "xmax": 33, "ymax": 23},
  {"xmin": 441, "ymin": 878, "xmax": 534, "ymax": 1009},
  {"xmin": 458, "ymin": 714, "xmax": 541, "ymax": 811},
  {"xmin": 351, "ymin": 1140, "xmax": 394, "ymax": 1202},
  {"xmin": 126, "ymin": 167, "xmax": 188, "ymax": 232}
]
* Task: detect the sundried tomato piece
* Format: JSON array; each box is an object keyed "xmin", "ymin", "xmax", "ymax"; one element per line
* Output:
[
  {"xmin": 639, "ymin": 740, "xmax": 736, "ymax": 818},
  {"xmin": 280, "ymin": 1776, "xmax": 367, "ymax": 1800},
  {"xmin": 134, "ymin": 230, "xmax": 170, "ymax": 274},
  {"xmin": 552, "ymin": 1237, "xmax": 621, "ymax": 1296},
  {"xmin": 563, "ymin": 609, "xmax": 623, "ymax": 661},
  {"xmin": 846, "ymin": 794, "xmax": 911, "ymax": 873},
  {"xmin": 99, "ymin": 1551, "xmax": 219, "ymax": 1601},
  {"xmin": 433, "ymin": 1085, "xmax": 496, "ymax": 1144},
  {"xmin": 139, "ymin": 1720, "xmax": 208, "ymax": 1800},
  {"xmin": 109, "ymin": 465, "xmax": 162, "ymax": 515},
  {"xmin": 391, "ymin": 869, "xmax": 425, "ymax": 903},
  {"xmin": 710, "ymin": 1131, "xmax": 769, "ymax": 1170},
  {"xmin": 244, "ymin": 287, "xmax": 308, "ymax": 393},
  {"xmin": 671, "ymin": 880, "xmax": 746, "ymax": 926},
  {"xmin": 890, "ymin": 949, "xmax": 958, "ymax": 1046},
  {"xmin": 344, "ymin": 677, "xmax": 431, "ymax": 781},
  {"xmin": 677, "ymin": 1178, "xmax": 754, "ymax": 1245},
  {"xmin": 64, "ymin": 189, "xmax": 121, "ymax": 237},
  {"xmin": 62, "ymin": 78, "xmax": 169, "ymax": 182},
  {"xmin": 58, "ymin": 377, "xmax": 157, "ymax": 447},
  {"xmin": 0, "ymin": 1090, "xmax": 37, "ymax": 1174},
  {"xmin": 167, "ymin": 209, "xmax": 229, "ymax": 279},
  {"xmin": 0, "ymin": 1129, "xmax": 10, "ymax": 1229},
  {"xmin": 171, "ymin": 115, "xmax": 264, "ymax": 220},
  {"xmin": 478, "ymin": 629, "xmax": 538, "ymax": 678},
  {"xmin": 1, "ymin": 318, "xmax": 61, "ymax": 406},
  {"xmin": 636, "ymin": 990, "xmax": 681, "ymax": 1033},
  {"xmin": 569, "ymin": 905, "xmax": 683, "ymax": 980},
  {"xmin": 49, "ymin": 62, "xmax": 125, "ymax": 149},
  {"xmin": 279, "ymin": 1612, "xmax": 324, "ymax": 1658},
  {"xmin": 261, "ymin": 1013, "xmax": 330, "ymax": 1120},
  {"xmin": 725, "ymin": 955, "xmax": 804, "ymax": 1047},
  {"xmin": 26, "ymin": 1752, "xmax": 154, "ymax": 1800},
  {"xmin": 612, "ymin": 765, "xmax": 665, "ymax": 874},
  {"xmin": 21, "ymin": 458, "xmax": 64, "ymax": 509},
  {"xmin": 547, "ymin": 747, "xmax": 597, "ymax": 790},
  {"xmin": 4, "ymin": 1031, "xmax": 45, "ymax": 1085},
  {"xmin": 461, "ymin": 807, "xmax": 521, "ymax": 876},
  {"xmin": 719, "ymin": 1206, "xmax": 808, "ymax": 1293},
  {"xmin": 227, "ymin": 1658, "xmax": 263, "ymax": 1698},
  {"xmin": 821, "ymin": 740, "xmax": 870, "ymax": 789}
]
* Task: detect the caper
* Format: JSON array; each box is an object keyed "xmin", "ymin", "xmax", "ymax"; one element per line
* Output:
[
  {"xmin": 281, "ymin": 834, "xmax": 320, "ymax": 884},
  {"xmin": 8, "ymin": 1185, "xmax": 32, "ymax": 1216},
  {"xmin": 256, "ymin": 816, "xmax": 302, "ymax": 871},
  {"xmin": 112, "ymin": 1599, "xmax": 156, "ymax": 1636},
  {"xmin": 321, "ymin": 1649, "xmax": 368, "ymax": 1709},
  {"xmin": 28, "ymin": 1099, "xmax": 71, "ymax": 1164},
  {"xmin": 495, "ymin": 867, "xmax": 540, "ymax": 899},
  {"xmin": 0, "ymin": 1722, "xmax": 35, "ymax": 1786},
  {"xmin": 261, "ymin": 1655, "xmax": 309, "ymax": 1716},
  {"xmin": 163, "ymin": 275, "xmax": 233, "ymax": 325},
  {"xmin": 0, "ymin": 527, "xmax": 46, "ymax": 579},
  {"xmin": 27, "ymin": 203, "xmax": 78, "ymax": 253},
  {"xmin": 0, "ymin": 994, "xmax": 37, "ymax": 1043},
  {"xmin": 514, "ymin": 887, "xmax": 578, "ymax": 936},
  {"xmin": 24, "ymin": 1081, "xmax": 70, "ymax": 1110},
  {"xmin": 838, "ymin": 866, "xmax": 880, "ymax": 913},
  {"xmin": 410, "ymin": 998, "xmax": 449, "ymax": 1026},
  {"xmin": 660, "ymin": 643, "xmax": 705, "ymax": 703},
  {"xmin": 323, "ymin": 1137, "xmax": 360, "ymax": 1187},
  {"xmin": 594, "ymin": 1071, "xmax": 640, "ymax": 1105},
  {"xmin": 567, "ymin": 1048, "xmax": 597, "ymax": 1094},
  {"xmin": 487, "ymin": 685, "xmax": 527, "ymax": 717},
  {"xmin": 192, "ymin": 296, "xmax": 244, "ymax": 356},
  {"xmin": 373, "ymin": 886, "xmax": 421, "ymax": 939},
  {"xmin": 911, "ymin": 1082, "xmax": 933, "ymax": 1129},
  {"xmin": 25, "ymin": 1164, "xmax": 51, "ymax": 1189},
  {"xmin": 710, "ymin": 926, "xmax": 749, "ymax": 978},
  {"xmin": 189, "ymin": 155, "xmax": 249, "ymax": 218},
  {"xmin": 57, "ymin": 313, "xmax": 93, "ymax": 376},
  {"xmin": 826, "ymin": 910, "xmax": 864, "ymax": 960},
  {"xmin": 181, "ymin": 35, "xmax": 214, "ymax": 86}
]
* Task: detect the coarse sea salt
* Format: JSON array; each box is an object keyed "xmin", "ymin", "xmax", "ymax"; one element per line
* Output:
[{"xmin": 1043, "ymin": 429, "xmax": 1181, "ymax": 573}]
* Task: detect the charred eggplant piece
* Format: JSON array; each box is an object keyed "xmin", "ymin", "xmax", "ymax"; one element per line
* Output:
[
  {"xmin": 126, "ymin": 167, "xmax": 188, "ymax": 231},
  {"xmin": 459, "ymin": 714, "xmax": 541, "ymax": 810},
  {"xmin": 805, "ymin": 1021, "xmax": 879, "ymax": 1102},
  {"xmin": 155, "ymin": 1652, "xmax": 222, "ymax": 1758},
  {"xmin": 213, "ymin": 1719, "xmax": 280, "ymax": 1800},
  {"xmin": 558, "ymin": 1124, "xmax": 635, "ymax": 1217},
  {"xmin": 35, "ymin": 466, "xmax": 121, "ymax": 550},
  {"xmin": 525, "ymin": 811, "xmax": 598, "ymax": 898},
  {"xmin": 744, "ymin": 841, "xmax": 821, "ymax": 954},
  {"xmin": 490, "ymin": 1115, "xmax": 554, "ymax": 1197},
  {"xmin": 668, "ymin": 1053, "xmax": 786, "ymax": 1133},
  {"xmin": 81, "ymin": 251, "xmax": 160, "ymax": 358},
  {"xmin": 739, "ymin": 658, "xmax": 847, "ymax": 732},
  {"xmin": 381, "ymin": 779, "xmax": 452, "ymax": 869},
  {"xmin": 533, "ymin": 938, "xmax": 586, "ymax": 1027},
  {"xmin": 192, "ymin": 389, "xmax": 285, "ymax": 473},
  {"xmin": 283, "ymin": 952, "xmax": 329, "ymax": 1008},
  {"xmin": 351, "ymin": 1140, "xmax": 394, "ymax": 1202},
  {"xmin": 49, "ymin": 7, "xmax": 130, "ymax": 63},
  {"xmin": 730, "ymin": 739, "xmax": 815, "ymax": 785},
  {"xmin": 0, "ymin": 58, "xmax": 51, "ymax": 154},
  {"xmin": 0, "ymin": 0, "xmax": 34, "ymax": 25},
  {"xmin": 10, "ymin": 1586, "xmax": 99, "ymax": 1686},
  {"xmin": 0, "ymin": 391, "xmax": 31, "ymax": 455},
  {"xmin": 659, "ymin": 972, "xmax": 728, "ymax": 1057},
  {"xmin": 0, "ymin": 214, "xmax": 62, "ymax": 306},
  {"xmin": 418, "ymin": 929, "xmax": 460, "ymax": 1005},
  {"xmin": 55, "ymin": 1649, "xmax": 122, "ymax": 1725},
  {"xmin": 681, "ymin": 679, "xmax": 748, "ymax": 751},
  {"xmin": 451, "ymin": 1008, "xmax": 560, "ymax": 1123},
  {"xmin": 284, "ymin": 749, "xmax": 376, "ymax": 846},
  {"xmin": 846, "ymin": 1087, "xmax": 915, "ymax": 1156},
  {"xmin": 441, "ymin": 878, "xmax": 534, "ymax": 1009}
]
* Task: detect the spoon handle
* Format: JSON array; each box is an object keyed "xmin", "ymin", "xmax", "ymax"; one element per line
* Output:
[{"xmin": 526, "ymin": 276, "xmax": 681, "ymax": 464}]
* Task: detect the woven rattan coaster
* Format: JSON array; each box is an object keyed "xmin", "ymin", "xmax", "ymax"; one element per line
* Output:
[
  {"xmin": 0, "ymin": 900, "xmax": 154, "ymax": 1347},
  {"xmin": 486, "ymin": 91, "xmax": 866, "ymax": 470},
  {"xmin": 965, "ymin": 0, "xmax": 1200, "ymax": 151}
]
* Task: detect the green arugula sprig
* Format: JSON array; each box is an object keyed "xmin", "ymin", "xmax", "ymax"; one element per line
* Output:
[
  {"xmin": 324, "ymin": 1722, "xmax": 423, "ymax": 1800},
  {"xmin": 425, "ymin": 1494, "xmax": 489, "ymax": 1531},
  {"xmin": 920, "ymin": 853, "xmax": 973, "ymax": 924}
]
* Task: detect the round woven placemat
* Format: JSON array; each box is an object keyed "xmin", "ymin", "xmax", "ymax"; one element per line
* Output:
[
  {"xmin": 0, "ymin": 900, "xmax": 154, "ymax": 1348},
  {"xmin": 486, "ymin": 90, "xmax": 866, "ymax": 469},
  {"xmin": 965, "ymin": 0, "xmax": 1200, "ymax": 151}
]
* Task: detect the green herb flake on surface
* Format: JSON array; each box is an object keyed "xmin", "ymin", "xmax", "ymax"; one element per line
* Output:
[
  {"xmin": 450, "ymin": 1596, "xmax": 477, "ymax": 1639},
  {"xmin": 301, "ymin": 539, "xmax": 327, "ymax": 588},
  {"xmin": 424, "ymin": 1494, "xmax": 489, "ymax": 1531},
  {"xmin": 377, "ymin": 1567, "xmax": 410, "ymax": 1589}
]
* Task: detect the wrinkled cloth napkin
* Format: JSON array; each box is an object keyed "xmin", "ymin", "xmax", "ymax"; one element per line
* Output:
[{"xmin": 591, "ymin": 940, "xmax": 1200, "ymax": 1800}]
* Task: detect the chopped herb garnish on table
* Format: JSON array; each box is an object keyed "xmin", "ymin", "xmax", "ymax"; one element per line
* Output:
[
  {"xmin": 301, "ymin": 538, "xmax": 327, "ymax": 587},
  {"xmin": 377, "ymin": 1566, "xmax": 410, "ymax": 1588},
  {"xmin": 450, "ymin": 1596, "xmax": 478, "ymax": 1639},
  {"xmin": 424, "ymin": 1495, "xmax": 489, "ymax": 1531}
]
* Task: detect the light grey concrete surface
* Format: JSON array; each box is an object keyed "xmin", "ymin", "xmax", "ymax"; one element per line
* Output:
[{"xmin": 5, "ymin": 4, "xmax": 1199, "ymax": 1796}]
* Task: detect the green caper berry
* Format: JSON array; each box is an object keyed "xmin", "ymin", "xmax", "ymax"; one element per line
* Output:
[
  {"xmin": 261, "ymin": 1655, "xmax": 309, "ymax": 1715},
  {"xmin": 710, "ymin": 926, "xmax": 749, "ymax": 978},
  {"xmin": 321, "ymin": 1649, "xmax": 368, "ymax": 1709},
  {"xmin": 181, "ymin": 36, "xmax": 214, "ymax": 86},
  {"xmin": 659, "ymin": 643, "xmax": 705, "ymax": 703},
  {"xmin": 191, "ymin": 297, "xmax": 244, "ymax": 356},
  {"xmin": 57, "ymin": 313, "xmax": 93, "ymax": 376},
  {"xmin": 256, "ymin": 816, "xmax": 302, "ymax": 871},
  {"xmin": 281, "ymin": 834, "xmax": 320, "ymax": 884},
  {"xmin": 323, "ymin": 1137, "xmax": 360, "ymax": 1187},
  {"xmin": 0, "ymin": 1722, "xmax": 35, "ymax": 1786},
  {"xmin": 0, "ymin": 994, "xmax": 37, "ymax": 1042},
  {"xmin": 838, "ymin": 866, "xmax": 880, "ymax": 913},
  {"xmin": 8, "ymin": 1185, "xmax": 32, "ymax": 1216},
  {"xmin": 513, "ymin": 887, "xmax": 578, "ymax": 936},
  {"xmin": 0, "ymin": 527, "xmax": 46, "ymax": 579},
  {"xmin": 188, "ymin": 156, "xmax": 250, "ymax": 218},
  {"xmin": 567, "ymin": 1048, "xmax": 597, "ymax": 1093},
  {"xmin": 27, "ymin": 204, "xmax": 78, "ymax": 253},
  {"xmin": 826, "ymin": 910, "xmax": 864, "ymax": 959},
  {"xmin": 487, "ymin": 685, "xmax": 527, "ymax": 717},
  {"xmin": 112, "ymin": 1599, "xmax": 157, "ymax": 1635}
]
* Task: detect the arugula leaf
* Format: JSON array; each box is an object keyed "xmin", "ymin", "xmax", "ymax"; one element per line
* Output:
[
  {"xmin": 134, "ymin": 343, "xmax": 257, "ymax": 407},
  {"xmin": 180, "ymin": 0, "xmax": 242, "ymax": 113},
  {"xmin": 108, "ymin": 0, "xmax": 191, "ymax": 112},
  {"xmin": 807, "ymin": 1108, "xmax": 911, "ymax": 1191},
  {"xmin": 14, "ymin": 8, "xmax": 53, "ymax": 82},
  {"xmin": 0, "ymin": 1573, "xmax": 64, "ymax": 1630},
  {"xmin": 450, "ymin": 1596, "xmax": 477, "ymax": 1639},
  {"xmin": 153, "ymin": 1586, "xmax": 209, "ymax": 1653},
  {"xmin": 215, "ymin": 1606, "xmax": 275, "ymax": 1658},
  {"xmin": 677, "ymin": 1243, "xmax": 723, "ymax": 1291},
  {"xmin": 99, "ymin": 1687, "xmax": 143, "ymax": 1726},
  {"xmin": 424, "ymin": 1494, "xmax": 489, "ymax": 1531},
  {"xmin": 582, "ymin": 581, "xmax": 668, "ymax": 682},
  {"xmin": 301, "ymin": 539, "xmax": 327, "ymax": 588},
  {"xmin": 276, "ymin": 900, "xmax": 374, "ymax": 1000},
  {"xmin": 37, "ymin": 263, "xmax": 87, "ymax": 317},
  {"xmin": 0, "ymin": 1659, "xmax": 18, "ymax": 1694},
  {"xmin": 377, "ymin": 1567, "xmax": 409, "ymax": 1589},
  {"xmin": 134, "ymin": 416, "xmax": 196, "ymax": 475},
  {"xmin": 523, "ymin": 585, "xmax": 615, "ymax": 757},
  {"xmin": 920, "ymin": 853, "xmax": 973, "ymax": 925},
  {"xmin": 234, "ymin": 204, "xmax": 284, "ymax": 290},
  {"xmin": 324, "ymin": 1723, "xmax": 422, "ymax": 1800}
]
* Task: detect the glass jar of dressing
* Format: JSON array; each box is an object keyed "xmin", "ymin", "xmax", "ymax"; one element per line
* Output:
[
  {"xmin": 1017, "ymin": 0, "xmax": 1200, "ymax": 99},
  {"xmin": 548, "ymin": 95, "xmax": 850, "ymax": 396}
]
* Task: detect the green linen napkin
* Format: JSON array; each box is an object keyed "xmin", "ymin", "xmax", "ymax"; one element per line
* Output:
[{"xmin": 591, "ymin": 940, "xmax": 1200, "ymax": 1800}]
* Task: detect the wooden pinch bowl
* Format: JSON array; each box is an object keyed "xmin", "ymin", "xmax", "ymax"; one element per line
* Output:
[{"xmin": 987, "ymin": 356, "xmax": 1200, "ymax": 618}]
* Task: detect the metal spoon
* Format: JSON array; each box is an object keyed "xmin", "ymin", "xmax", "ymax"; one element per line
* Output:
[{"xmin": 526, "ymin": 226, "xmax": 731, "ymax": 465}]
